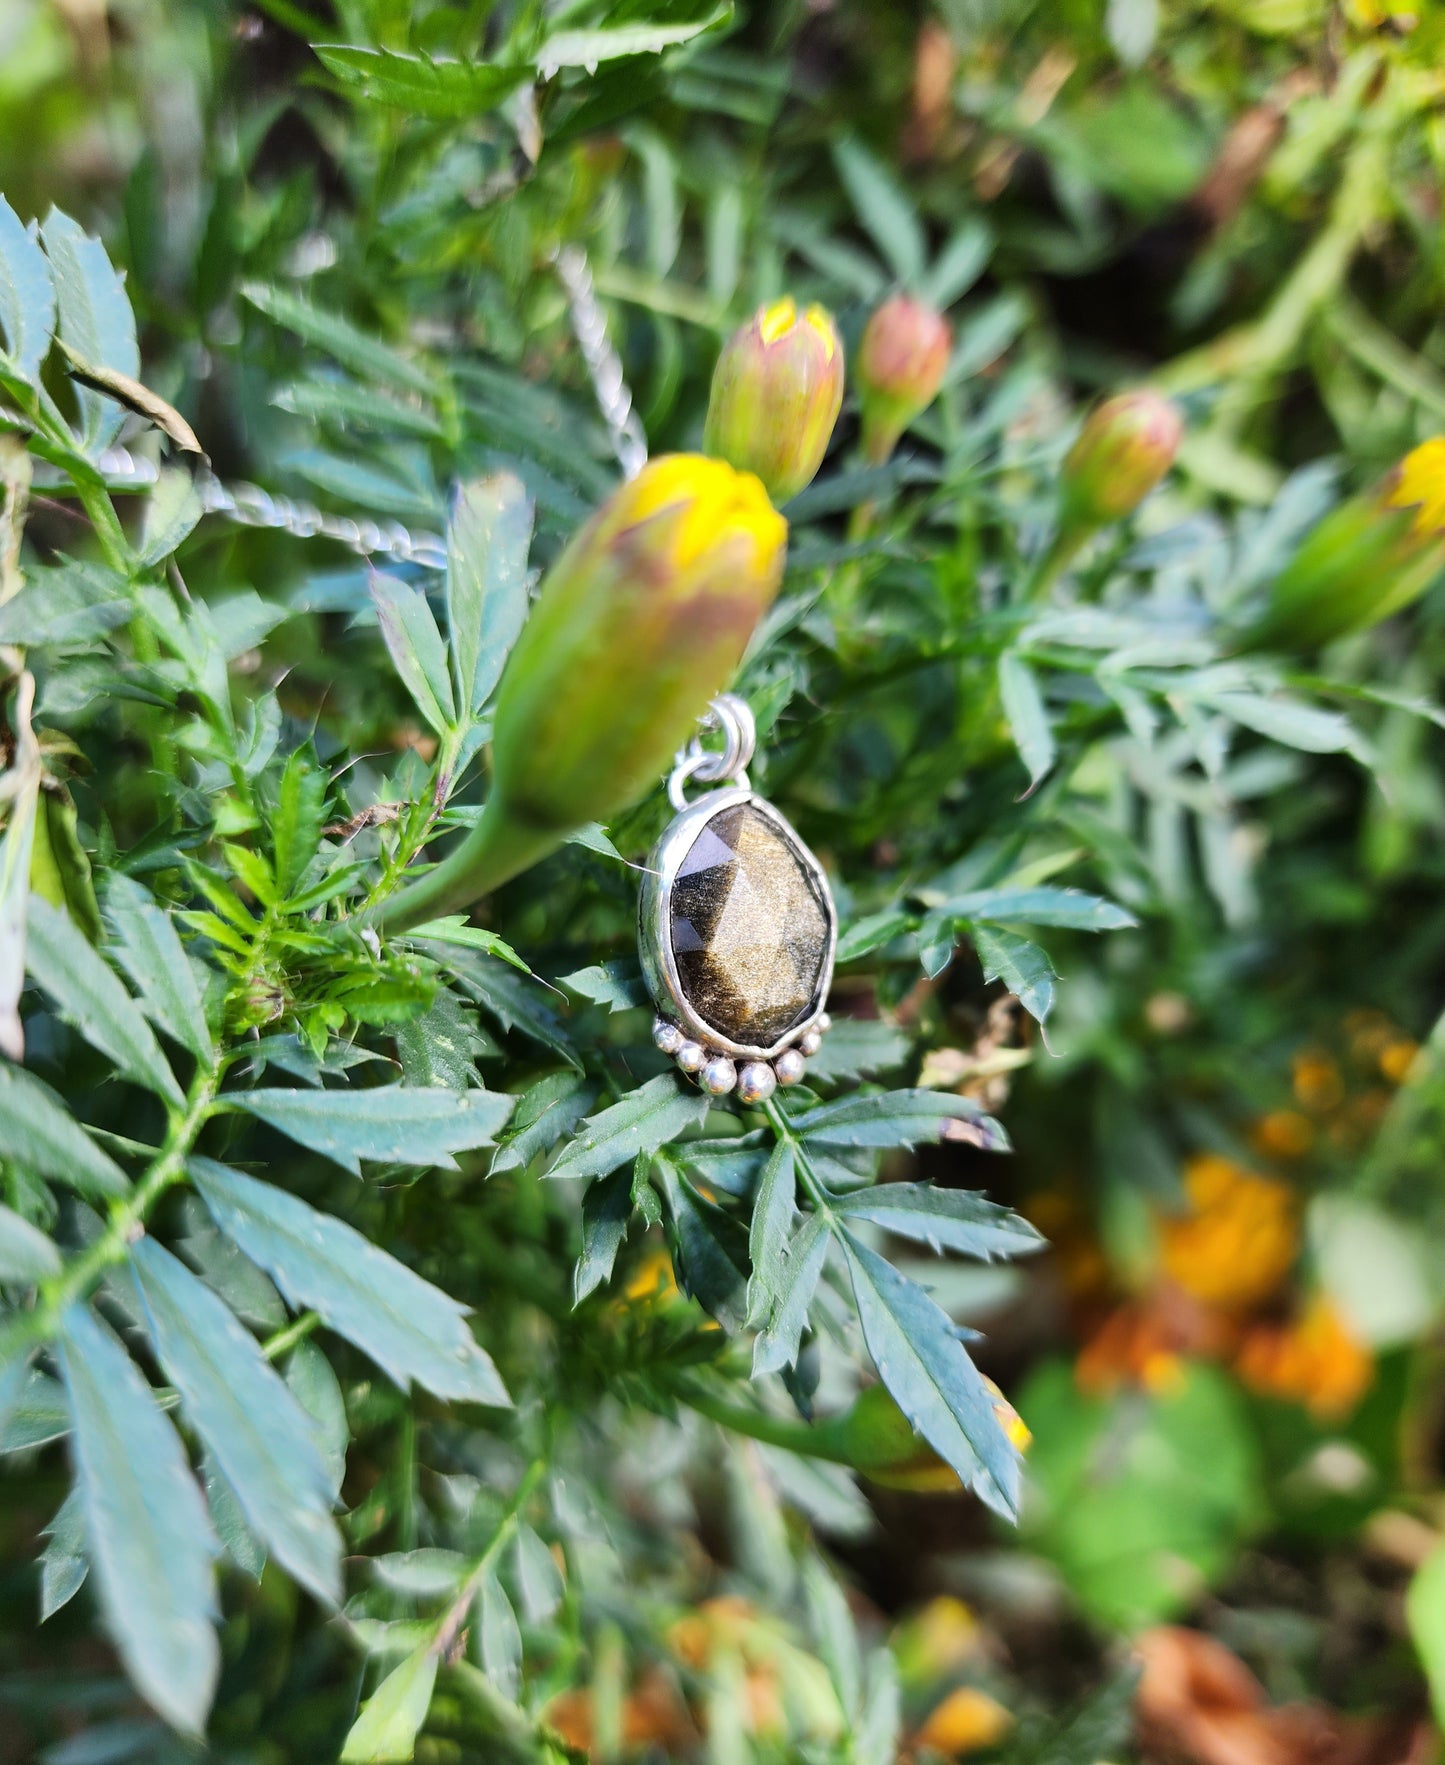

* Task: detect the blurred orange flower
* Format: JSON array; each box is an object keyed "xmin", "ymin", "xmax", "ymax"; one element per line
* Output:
[
  {"xmin": 1235, "ymin": 1295, "xmax": 1374, "ymax": 1421},
  {"xmin": 1251, "ymin": 1110, "xmax": 1314, "ymax": 1160},
  {"xmin": 1158, "ymin": 1154, "xmax": 1297, "ymax": 1311},
  {"xmin": 1292, "ymin": 1049, "xmax": 1345, "ymax": 1113},
  {"xmin": 913, "ymin": 1685, "xmax": 1014, "ymax": 1756}
]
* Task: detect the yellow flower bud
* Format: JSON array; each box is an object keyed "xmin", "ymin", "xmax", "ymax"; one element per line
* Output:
[
  {"xmin": 703, "ymin": 297, "xmax": 844, "ymax": 503},
  {"xmin": 380, "ymin": 456, "xmax": 786, "ymax": 931},
  {"xmin": 829, "ymin": 1382, "xmax": 1027, "ymax": 1492},
  {"xmin": 1059, "ymin": 390, "xmax": 1182, "ymax": 534},
  {"xmin": 856, "ymin": 294, "xmax": 952, "ymax": 463},
  {"xmin": 1237, "ymin": 437, "xmax": 1445, "ymax": 651}
]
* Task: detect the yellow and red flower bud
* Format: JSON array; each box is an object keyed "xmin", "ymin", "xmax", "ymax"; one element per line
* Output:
[
  {"xmin": 856, "ymin": 294, "xmax": 953, "ymax": 463},
  {"xmin": 1059, "ymin": 390, "xmax": 1182, "ymax": 534},
  {"xmin": 380, "ymin": 456, "xmax": 787, "ymax": 931},
  {"xmin": 1237, "ymin": 437, "xmax": 1445, "ymax": 651},
  {"xmin": 703, "ymin": 297, "xmax": 844, "ymax": 504}
]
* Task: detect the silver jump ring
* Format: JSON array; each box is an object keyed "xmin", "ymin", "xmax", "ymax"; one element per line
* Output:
[{"xmin": 667, "ymin": 694, "xmax": 756, "ymax": 810}]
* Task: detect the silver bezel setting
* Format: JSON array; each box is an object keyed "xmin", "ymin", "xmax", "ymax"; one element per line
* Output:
[{"xmin": 639, "ymin": 786, "xmax": 837, "ymax": 1064}]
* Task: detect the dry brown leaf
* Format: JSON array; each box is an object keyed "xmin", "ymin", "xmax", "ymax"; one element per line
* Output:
[{"xmin": 1135, "ymin": 1626, "xmax": 1427, "ymax": 1765}]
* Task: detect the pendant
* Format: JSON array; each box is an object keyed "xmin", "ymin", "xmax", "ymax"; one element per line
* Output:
[{"xmin": 639, "ymin": 696, "xmax": 836, "ymax": 1103}]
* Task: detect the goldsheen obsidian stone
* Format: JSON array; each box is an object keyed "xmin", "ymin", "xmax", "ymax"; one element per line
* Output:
[{"xmin": 668, "ymin": 802, "xmax": 831, "ymax": 1048}]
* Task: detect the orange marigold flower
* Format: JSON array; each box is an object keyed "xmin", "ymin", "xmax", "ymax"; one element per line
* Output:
[
  {"xmin": 893, "ymin": 1596, "xmax": 981, "ymax": 1686},
  {"xmin": 1251, "ymin": 1110, "xmax": 1314, "ymax": 1160},
  {"xmin": 1235, "ymin": 1295, "xmax": 1374, "ymax": 1421},
  {"xmin": 1076, "ymin": 1303, "xmax": 1190, "ymax": 1397},
  {"xmin": 914, "ymin": 1686, "xmax": 1014, "ymax": 1756},
  {"xmin": 1157, "ymin": 1154, "xmax": 1296, "ymax": 1311},
  {"xmin": 1379, "ymin": 1038, "xmax": 1419, "ymax": 1085},
  {"xmin": 1292, "ymin": 1049, "xmax": 1344, "ymax": 1113},
  {"xmin": 623, "ymin": 1245, "xmax": 681, "ymax": 1305}
]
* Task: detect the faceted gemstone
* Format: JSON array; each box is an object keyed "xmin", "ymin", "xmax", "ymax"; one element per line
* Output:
[{"xmin": 669, "ymin": 801, "xmax": 831, "ymax": 1048}]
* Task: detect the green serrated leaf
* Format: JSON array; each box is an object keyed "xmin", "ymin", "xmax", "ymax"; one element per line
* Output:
[
  {"xmin": 840, "ymin": 1233, "xmax": 1020, "ymax": 1520},
  {"xmin": 832, "ymin": 138, "xmax": 926, "ymax": 288},
  {"xmin": 491, "ymin": 1072, "xmax": 593, "ymax": 1174},
  {"xmin": 58, "ymin": 1305, "xmax": 219, "ymax": 1735},
  {"xmin": 971, "ymin": 924, "xmax": 1056, "ymax": 1024},
  {"xmin": 558, "ymin": 958, "xmax": 648, "ymax": 1012},
  {"xmin": 511, "ymin": 1524, "xmax": 563, "ymax": 1624},
  {"xmin": 370, "ymin": 576, "xmax": 455, "ymax": 737},
  {"xmin": 752, "ymin": 1211, "xmax": 829, "ymax": 1377},
  {"xmin": 241, "ymin": 282, "xmax": 439, "ymax": 400},
  {"xmin": 192, "ymin": 1158, "xmax": 510, "ymax": 1406},
  {"xmin": 284, "ymin": 1339, "xmax": 349, "ymax": 1501},
  {"xmin": 998, "ymin": 652, "xmax": 1056, "ymax": 793},
  {"xmin": 0, "ymin": 1203, "xmax": 60, "ymax": 1282},
  {"xmin": 130, "ymin": 1238, "xmax": 342, "ymax": 1605},
  {"xmin": 835, "ymin": 910, "xmax": 912, "ymax": 965},
  {"xmin": 340, "ymin": 1645, "xmax": 438, "ymax": 1764},
  {"xmin": 41, "ymin": 209, "xmax": 139, "ymax": 452},
  {"xmin": 548, "ymin": 1073, "xmax": 709, "ymax": 1182},
  {"xmin": 39, "ymin": 1486, "xmax": 88, "ymax": 1621},
  {"xmin": 315, "ymin": 44, "xmax": 529, "ymax": 120},
  {"xmin": 574, "ymin": 1166, "xmax": 632, "ymax": 1304},
  {"xmin": 746, "ymin": 1141, "xmax": 795, "ymax": 1329},
  {"xmin": 104, "ymin": 874, "xmax": 214, "ymax": 1062},
  {"xmin": 787, "ymin": 1089, "xmax": 1009, "ymax": 1153},
  {"xmin": 447, "ymin": 950, "xmax": 581, "ymax": 1070},
  {"xmin": 0, "ymin": 196, "xmax": 55, "ymax": 381},
  {"xmin": 477, "ymin": 1567, "xmax": 522, "ymax": 1699},
  {"xmin": 204, "ymin": 1451, "xmax": 266, "ymax": 1581},
  {"xmin": 273, "ymin": 750, "xmax": 328, "ymax": 900},
  {"xmin": 445, "ymin": 472, "xmax": 533, "ymax": 715},
  {"xmin": 227, "ymin": 1084, "xmax": 514, "ymax": 1175},
  {"xmin": 410, "ymin": 918, "xmax": 530, "ymax": 972},
  {"xmin": 835, "ymin": 1183, "xmax": 1043, "ymax": 1261},
  {"xmin": 138, "ymin": 467, "xmax": 203, "ymax": 567},
  {"xmin": 26, "ymin": 894, "xmax": 184, "ymax": 1105},
  {"xmin": 32, "ymin": 787, "xmax": 103, "ymax": 945},
  {"xmin": 1201, "ymin": 690, "xmax": 1357, "ymax": 753},
  {"xmin": 535, "ymin": 6, "xmax": 731, "ymax": 73},
  {"xmin": 665, "ymin": 1172, "xmax": 750, "ymax": 1332},
  {"xmin": 946, "ymin": 886, "xmax": 1136, "ymax": 932},
  {"xmin": 0, "ymin": 1062, "xmax": 128, "ymax": 1198},
  {"xmin": 804, "ymin": 1018, "xmax": 910, "ymax": 1083}
]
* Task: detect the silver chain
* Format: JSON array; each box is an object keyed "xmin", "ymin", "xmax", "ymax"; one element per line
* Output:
[
  {"xmin": 36, "ymin": 251, "xmax": 644, "ymax": 570},
  {"xmin": 550, "ymin": 246, "xmax": 648, "ymax": 482}
]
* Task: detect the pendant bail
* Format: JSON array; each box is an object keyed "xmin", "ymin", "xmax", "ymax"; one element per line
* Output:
[{"xmin": 667, "ymin": 693, "xmax": 756, "ymax": 810}]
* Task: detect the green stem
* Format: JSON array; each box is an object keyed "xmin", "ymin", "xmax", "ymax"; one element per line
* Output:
[
  {"xmin": 262, "ymin": 1310, "xmax": 321, "ymax": 1361},
  {"xmin": 1016, "ymin": 527, "xmax": 1086, "ymax": 604},
  {"xmin": 431, "ymin": 1456, "xmax": 548, "ymax": 1658},
  {"xmin": 371, "ymin": 796, "xmax": 563, "ymax": 936},
  {"xmin": 668, "ymin": 1373, "xmax": 850, "ymax": 1463},
  {"xmin": 761, "ymin": 1094, "xmax": 833, "ymax": 1217},
  {"xmin": 1, "ymin": 1062, "xmax": 220, "ymax": 1360}
]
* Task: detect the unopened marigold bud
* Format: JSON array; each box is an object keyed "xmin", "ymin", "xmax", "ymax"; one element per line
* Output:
[
  {"xmin": 1059, "ymin": 390, "xmax": 1182, "ymax": 534},
  {"xmin": 856, "ymin": 294, "xmax": 952, "ymax": 463},
  {"xmin": 1236, "ymin": 437, "xmax": 1445, "ymax": 651},
  {"xmin": 829, "ymin": 1382, "xmax": 1027, "ymax": 1492},
  {"xmin": 379, "ymin": 456, "xmax": 787, "ymax": 931},
  {"xmin": 704, "ymin": 297, "xmax": 844, "ymax": 503}
]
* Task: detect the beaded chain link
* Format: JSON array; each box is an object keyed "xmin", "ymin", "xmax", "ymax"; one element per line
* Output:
[{"xmin": 41, "ymin": 248, "xmax": 644, "ymax": 569}]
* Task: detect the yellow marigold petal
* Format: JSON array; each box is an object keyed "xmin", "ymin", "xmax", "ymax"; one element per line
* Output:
[
  {"xmin": 758, "ymin": 296, "xmax": 797, "ymax": 344},
  {"xmin": 1159, "ymin": 1155, "xmax": 1297, "ymax": 1309},
  {"xmin": 1251, "ymin": 1110, "xmax": 1314, "ymax": 1160},
  {"xmin": 1387, "ymin": 436, "xmax": 1445, "ymax": 538},
  {"xmin": 915, "ymin": 1687, "xmax": 1014, "ymax": 1756},
  {"xmin": 1379, "ymin": 1039, "xmax": 1419, "ymax": 1085},
  {"xmin": 804, "ymin": 302, "xmax": 838, "ymax": 361}
]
